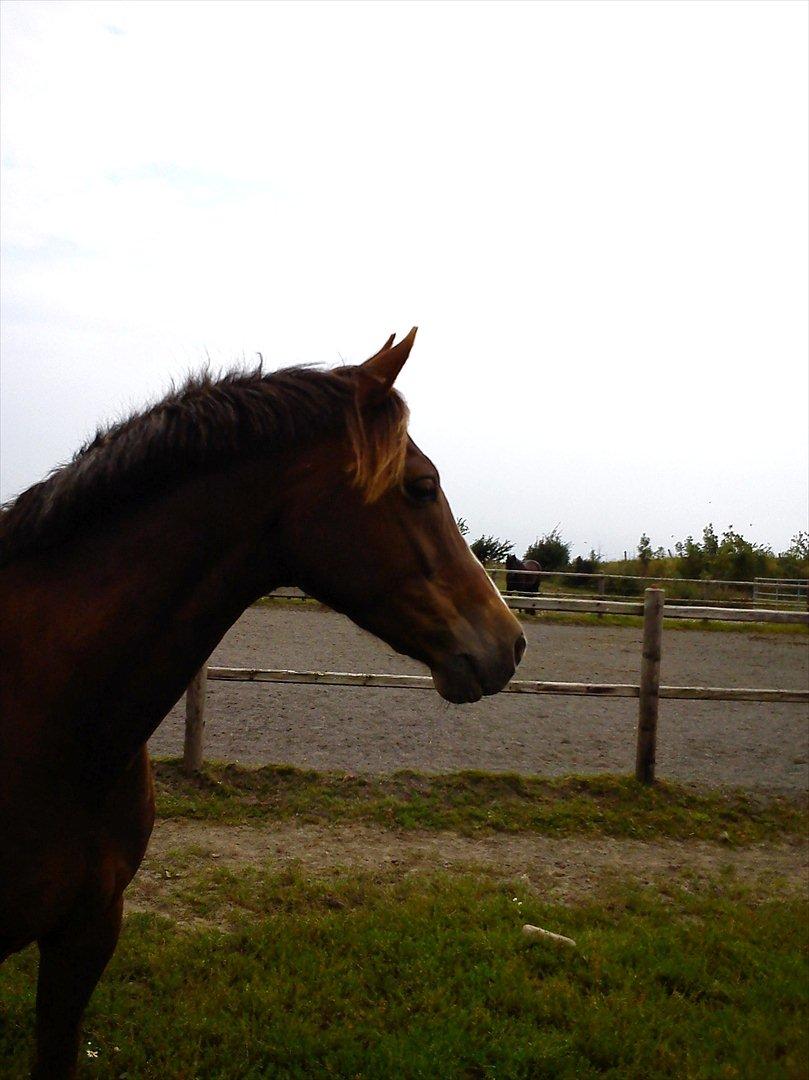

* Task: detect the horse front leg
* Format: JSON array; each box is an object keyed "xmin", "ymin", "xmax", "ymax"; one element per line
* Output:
[{"xmin": 32, "ymin": 893, "xmax": 123, "ymax": 1079}]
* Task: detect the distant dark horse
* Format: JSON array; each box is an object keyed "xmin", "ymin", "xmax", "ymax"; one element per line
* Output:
[
  {"xmin": 0, "ymin": 329, "xmax": 525, "ymax": 1078},
  {"xmin": 506, "ymin": 554, "xmax": 541, "ymax": 594}
]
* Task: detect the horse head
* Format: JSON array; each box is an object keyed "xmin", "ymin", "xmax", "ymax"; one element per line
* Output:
[{"xmin": 273, "ymin": 329, "xmax": 526, "ymax": 703}]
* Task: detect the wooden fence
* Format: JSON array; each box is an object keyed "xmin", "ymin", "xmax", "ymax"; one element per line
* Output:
[
  {"xmin": 183, "ymin": 589, "xmax": 809, "ymax": 785},
  {"xmin": 495, "ymin": 567, "xmax": 809, "ymax": 610}
]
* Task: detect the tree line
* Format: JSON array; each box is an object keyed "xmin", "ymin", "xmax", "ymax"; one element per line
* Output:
[{"xmin": 457, "ymin": 519, "xmax": 809, "ymax": 583}]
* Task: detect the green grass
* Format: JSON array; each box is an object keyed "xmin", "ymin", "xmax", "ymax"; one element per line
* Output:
[
  {"xmin": 518, "ymin": 610, "xmax": 808, "ymax": 635},
  {"xmin": 254, "ymin": 596, "xmax": 322, "ymax": 611},
  {"xmin": 2, "ymin": 869, "xmax": 806, "ymax": 1079},
  {"xmin": 152, "ymin": 761, "xmax": 808, "ymax": 843}
]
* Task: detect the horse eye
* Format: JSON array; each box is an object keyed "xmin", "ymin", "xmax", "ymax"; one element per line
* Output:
[{"xmin": 405, "ymin": 477, "xmax": 438, "ymax": 503}]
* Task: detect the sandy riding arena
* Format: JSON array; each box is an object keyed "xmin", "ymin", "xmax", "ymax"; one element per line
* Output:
[{"xmin": 152, "ymin": 605, "xmax": 808, "ymax": 793}]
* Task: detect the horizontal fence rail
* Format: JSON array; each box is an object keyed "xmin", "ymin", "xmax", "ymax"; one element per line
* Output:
[
  {"xmin": 184, "ymin": 590, "xmax": 808, "ymax": 783},
  {"xmin": 206, "ymin": 666, "xmax": 809, "ymax": 704},
  {"xmin": 270, "ymin": 588, "xmax": 809, "ymax": 625},
  {"xmin": 499, "ymin": 596, "xmax": 808, "ymax": 624},
  {"xmin": 753, "ymin": 577, "xmax": 808, "ymax": 610},
  {"xmin": 494, "ymin": 567, "xmax": 808, "ymax": 590}
]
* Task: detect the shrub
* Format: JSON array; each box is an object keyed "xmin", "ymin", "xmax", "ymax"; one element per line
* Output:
[
  {"xmin": 470, "ymin": 535, "xmax": 513, "ymax": 564},
  {"xmin": 776, "ymin": 532, "xmax": 809, "ymax": 579},
  {"xmin": 525, "ymin": 527, "xmax": 571, "ymax": 571},
  {"xmin": 568, "ymin": 552, "xmax": 601, "ymax": 589}
]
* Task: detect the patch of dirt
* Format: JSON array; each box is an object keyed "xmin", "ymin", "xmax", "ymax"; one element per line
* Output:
[
  {"xmin": 150, "ymin": 605, "xmax": 809, "ymax": 792},
  {"xmin": 125, "ymin": 818, "xmax": 809, "ymax": 920}
]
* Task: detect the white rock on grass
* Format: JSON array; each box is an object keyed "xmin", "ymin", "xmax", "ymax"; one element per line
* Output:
[{"xmin": 521, "ymin": 924, "xmax": 577, "ymax": 948}]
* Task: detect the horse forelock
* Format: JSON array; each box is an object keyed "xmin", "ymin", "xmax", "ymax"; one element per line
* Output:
[
  {"xmin": 0, "ymin": 364, "xmax": 410, "ymax": 565},
  {"xmin": 345, "ymin": 391, "xmax": 410, "ymax": 504}
]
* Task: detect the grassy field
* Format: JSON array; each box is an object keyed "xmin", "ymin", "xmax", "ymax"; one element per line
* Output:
[
  {"xmin": 521, "ymin": 610, "xmax": 808, "ymax": 636},
  {"xmin": 152, "ymin": 761, "xmax": 808, "ymax": 842},
  {"xmin": 2, "ymin": 766, "xmax": 806, "ymax": 1079},
  {"xmin": 2, "ymin": 871, "xmax": 806, "ymax": 1079}
]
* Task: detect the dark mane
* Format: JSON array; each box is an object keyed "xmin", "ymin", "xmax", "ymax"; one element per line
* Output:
[{"xmin": 0, "ymin": 364, "xmax": 409, "ymax": 567}]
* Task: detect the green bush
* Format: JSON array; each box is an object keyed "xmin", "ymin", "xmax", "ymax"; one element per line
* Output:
[
  {"xmin": 525, "ymin": 527, "xmax": 571, "ymax": 571},
  {"xmin": 568, "ymin": 552, "xmax": 601, "ymax": 589},
  {"xmin": 470, "ymin": 534, "xmax": 513, "ymax": 564}
]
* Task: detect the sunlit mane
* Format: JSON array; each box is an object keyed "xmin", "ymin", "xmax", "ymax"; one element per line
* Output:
[
  {"xmin": 0, "ymin": 364, "xmax": 409, "ymax": 566},
  {"xmin": 345, "ymin": 392, "xmax": 409, "ymax": 504}
]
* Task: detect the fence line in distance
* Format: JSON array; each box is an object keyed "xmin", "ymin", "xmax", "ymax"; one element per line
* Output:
[{"xmin": 183, "ymin": 590, "xmax": 808, "ymax": 782}]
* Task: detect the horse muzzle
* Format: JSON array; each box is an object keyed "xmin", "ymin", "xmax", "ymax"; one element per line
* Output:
[{"xmin": 431, "ymin": 629, "xmax": 527, "ymax": 704}]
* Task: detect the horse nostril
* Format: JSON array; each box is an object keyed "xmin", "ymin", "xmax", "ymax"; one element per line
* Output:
[{"xmin": 514, "ymin": 632, "xmax": 527, "ymax": 667}]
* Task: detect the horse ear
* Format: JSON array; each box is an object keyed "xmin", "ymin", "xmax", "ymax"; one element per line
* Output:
[
  {"xmin": 357, "ymin": 326, "xmax": 418, "ymax": 406},
  {"xmin": 365, "ymin": 333, "xmax": 397, "ymax": 363}
]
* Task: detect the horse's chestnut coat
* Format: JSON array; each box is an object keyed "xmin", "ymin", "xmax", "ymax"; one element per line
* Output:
[{"xmin": 0, "ymin": 328, "xmax": 524, "ymax": 1077}]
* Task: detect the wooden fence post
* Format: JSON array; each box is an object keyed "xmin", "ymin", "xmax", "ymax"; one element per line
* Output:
[
  {"xmin": 596, "ymin": 575, "xmax": 606, "ymax": 617},
  {"xmin": 635, "ymin": 588, "xmax": 664, "ymax": 784},
  {"xmin": 183, "ymin": 666, "xmax": 208, "ymax": 774}
]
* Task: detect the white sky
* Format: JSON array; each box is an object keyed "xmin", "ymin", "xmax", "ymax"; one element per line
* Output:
[{"xmin": 1, "ymin": 0, "xmax": 807, "ymax": 560}]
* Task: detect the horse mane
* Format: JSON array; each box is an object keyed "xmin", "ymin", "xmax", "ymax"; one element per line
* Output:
[{"xmin": 0, "ymin": 363, "xmax": 409, "ymax": 567}]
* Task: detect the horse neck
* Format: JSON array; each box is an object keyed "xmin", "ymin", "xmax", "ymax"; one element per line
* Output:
[{"xmin": 4, "ymin": 460, "xmax": 285, "ymax": 781}]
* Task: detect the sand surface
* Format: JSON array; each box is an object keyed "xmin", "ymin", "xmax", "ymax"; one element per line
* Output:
[{"xmin": 150, "ymin": 605, "xmax": 809, "ymax": 792}]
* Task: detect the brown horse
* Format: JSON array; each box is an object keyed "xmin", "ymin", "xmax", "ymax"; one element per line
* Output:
[
  {"xmin": 505, "ymin": 554, "xmax": 541, "ymax": 594},
  {"xmin": 0, "ymin": 329, "xmax": 525, "ymax": 1078}
]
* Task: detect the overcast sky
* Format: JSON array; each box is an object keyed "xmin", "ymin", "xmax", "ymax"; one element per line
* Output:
[{"xmin": 1, "ymin": 0, "xmax": 807, "ymax": 560}]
